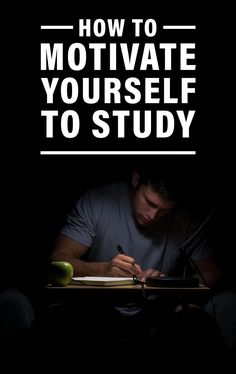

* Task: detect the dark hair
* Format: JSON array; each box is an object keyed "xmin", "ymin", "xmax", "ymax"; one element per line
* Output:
[{"xmin": 133, "ymin": 161, "xmax": 186, "ymax": 202}]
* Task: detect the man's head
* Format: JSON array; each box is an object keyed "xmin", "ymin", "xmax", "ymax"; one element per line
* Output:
[{"xmin": 130, "ymin": 162, "xmax": 183, "ymax": 227}]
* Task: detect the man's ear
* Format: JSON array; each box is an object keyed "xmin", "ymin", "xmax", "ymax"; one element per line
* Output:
[{"xmin": 132, "ymin": 172, "xmax": 140, "ymax": 189}]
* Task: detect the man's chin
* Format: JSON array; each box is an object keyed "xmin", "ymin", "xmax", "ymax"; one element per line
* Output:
[{"xmin": 136, "ymin": 216, "xmax": 152, "ymax": 227}]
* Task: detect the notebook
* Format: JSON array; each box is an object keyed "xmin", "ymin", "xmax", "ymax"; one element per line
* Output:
[{"xmin": 70, "ymin": 276, "xmax": 135, "ymax": 286}]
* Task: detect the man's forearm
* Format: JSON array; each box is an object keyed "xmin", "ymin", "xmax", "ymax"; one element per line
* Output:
[{"xmin": 50, "ymin": 252, "xmax": 110, "ymax": 276}]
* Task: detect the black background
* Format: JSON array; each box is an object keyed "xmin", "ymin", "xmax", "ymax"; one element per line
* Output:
[{"xmin": 2, "ymin": 3, "xmax": 235, "ymax": 293}]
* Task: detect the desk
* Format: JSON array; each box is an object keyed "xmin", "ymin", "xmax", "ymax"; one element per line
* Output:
[
  {"xmin": 40, "ymin": 283, "xmax": 212, "ymax": 367},
  {"xmin": 39, "ymin": 284, "xmax": 215, "ymax": 373}
]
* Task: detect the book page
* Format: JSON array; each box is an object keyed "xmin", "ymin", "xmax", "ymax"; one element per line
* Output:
[{"xmin": 71, "ymin": 276, "xmax": 135, "ymax": 286}]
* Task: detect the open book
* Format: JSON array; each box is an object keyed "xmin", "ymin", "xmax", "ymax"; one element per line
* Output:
[{"xmin": 70, "ymin": 276, "xmax": 135, "ymax": 286}]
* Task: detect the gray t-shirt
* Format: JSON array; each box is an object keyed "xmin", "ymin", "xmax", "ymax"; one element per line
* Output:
[{"xmin": 60, "ymin": 182, "xmax": 214, "ymax": 275}]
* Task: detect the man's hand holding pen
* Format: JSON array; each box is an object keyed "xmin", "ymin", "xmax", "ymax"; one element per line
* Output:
[
  {"xmin": 108, "ymin": 245, "xmax": 142, "ymax": 277},
  {"xmin": 107, "ymin": 245, "xmax": 165, "ymax": 280},
  {"xmin": 110, "ymin": 253, "xmax": 142, "ymax": 277}
]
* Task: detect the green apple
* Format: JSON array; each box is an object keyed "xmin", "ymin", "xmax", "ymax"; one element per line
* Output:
[{"xmin": 48, "ymin": 261, "xmax": 74, "ymax": 286}]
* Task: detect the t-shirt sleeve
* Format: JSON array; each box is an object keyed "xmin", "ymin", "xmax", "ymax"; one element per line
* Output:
[{"xmin": 60, "ymin": 190, "xmax": 98, "ymax": 247}]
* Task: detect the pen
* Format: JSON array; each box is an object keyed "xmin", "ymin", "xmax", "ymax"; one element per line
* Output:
[
  {"xmin": 117, "ymin": 245, "xmax": 143, "ymax": 285},
  {"xmin": 117, "ymin": 245, "xmax": 125, "ymax": 254},
  {"xmin": 117, "ymin": 244, "xmax": 136, "ymax": 281},
  {"xmin": 117, "ymin": 244, "xmax": 137, "ymax": 274}
]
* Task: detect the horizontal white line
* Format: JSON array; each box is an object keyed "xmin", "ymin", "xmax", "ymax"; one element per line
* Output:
[
  {"xmin": 40, "ymin": 151, "xmax": 196, "ymax": 155},
  {"xmin": 163, "ymin": 25, "xmax": 196, "ymax": 30},
  {"xmin": 41, "ymin": 25, "xmax": 74, "ymax": 29}
]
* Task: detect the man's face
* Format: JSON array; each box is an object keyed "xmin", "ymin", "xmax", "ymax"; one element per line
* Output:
[{"xmin": 131, "ymin": 174, "xmax": 177, "ymax": 227}]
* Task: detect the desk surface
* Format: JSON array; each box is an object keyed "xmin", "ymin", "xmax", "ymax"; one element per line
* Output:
[{"xmin": 44, "ymin": 283, "xmax": 210, "ymax": 294}]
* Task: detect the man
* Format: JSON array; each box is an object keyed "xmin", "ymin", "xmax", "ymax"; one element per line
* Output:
[{"xmin": 51, "ymin": 162, "xmax": 222, "ymax": 287}]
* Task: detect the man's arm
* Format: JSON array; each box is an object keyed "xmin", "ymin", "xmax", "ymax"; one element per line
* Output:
[
  {"xmin": 50, "ymin": 234, "xmax": 141, "ymax": 277},
  {"xmin": 50, "ymin": 234, "xmax": 111, "ymax": 276}
]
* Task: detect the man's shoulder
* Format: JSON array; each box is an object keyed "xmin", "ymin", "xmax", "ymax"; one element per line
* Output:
[{"xmin": 78, "ymin": 182, "xmax": 129, "ymax": 216}]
